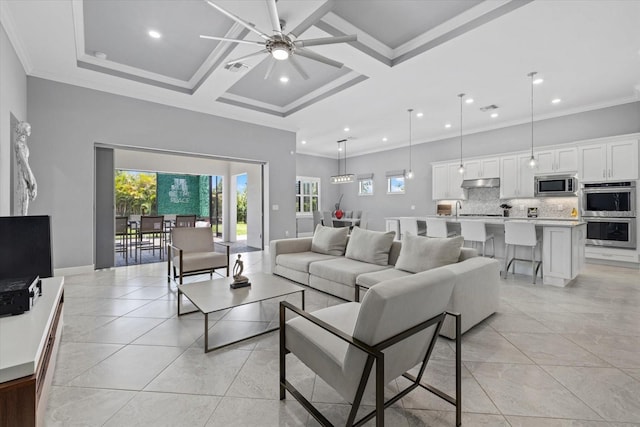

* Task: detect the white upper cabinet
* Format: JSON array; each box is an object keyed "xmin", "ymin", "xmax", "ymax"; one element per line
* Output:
[
  {"xmin": 535, "ymin": 147, "xmax": 578, "ymax": 174},
  {"xmin": 463, "ymin": 157, "xmax": 499, "ymax": 179},
  {"xmin": 432, "ymin": 162, "xmax": 466, "ymax": 200},
  {"xmin": 500, "ymin": 154, "xmax": 535, "ymax": 198},
  {"xmin": 579, "ymin": 139, "xmax": 638, "ymax": 182}
]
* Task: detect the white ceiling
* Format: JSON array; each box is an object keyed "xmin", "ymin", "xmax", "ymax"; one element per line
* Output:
[{"xmin": 2, "ymin": 0, "xmax": 639, "ymax": 159}]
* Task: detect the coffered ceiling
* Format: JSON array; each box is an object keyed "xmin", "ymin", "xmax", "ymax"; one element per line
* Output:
[{"xmin": 2, "ymin": 0, "xmax": 640, "ymax": 158}]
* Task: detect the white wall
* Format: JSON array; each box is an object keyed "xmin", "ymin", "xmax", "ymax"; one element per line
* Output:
[
  {"xmin": 0, "ymin": 22, "xmax": 27, "ymax": 215},
  {"xmin": 27, "ymin": 77, "xmax": 295, "ymax": 269},
  {"xmin": 321, "ymin": 102, "xmax": 640, "ymax": 231}
]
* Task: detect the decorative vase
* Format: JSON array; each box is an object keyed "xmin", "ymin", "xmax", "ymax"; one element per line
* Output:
[
  {"xmin": 503, "ymin": 209, "xmax": 510, "ymax": 217},
  {"xmin": 335, "ymin": 209, "xmax": 344, "ymax": 219}
]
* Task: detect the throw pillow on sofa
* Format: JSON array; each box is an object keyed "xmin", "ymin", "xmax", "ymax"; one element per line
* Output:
[
  {"xmin": 311, "ymin": 224, "xmax": 349, "ymax": 255},
  {"xmin": 345, "ymin": 226, "xmax": 395, "ymax": 266},
  {"xmin": 395, "ymin": 233, "xmax": 464, "ymax": 273}
]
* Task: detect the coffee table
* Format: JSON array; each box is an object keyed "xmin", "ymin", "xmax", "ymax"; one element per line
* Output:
[{"xmin": 177, "ymin": 273, "xmax": 305, "ymax": 353}]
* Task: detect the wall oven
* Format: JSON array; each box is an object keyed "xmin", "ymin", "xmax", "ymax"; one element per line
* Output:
[
  {"xmin": 582, "ymin": 181, "xmax": 636, "ymax": 249},
  {"xmin": 582, "ymin": 181, "xmax": 635, "ymax": 217},
  {"xmin": 584, "ymin": 217, "xmax": 636, "ymax": 249}
]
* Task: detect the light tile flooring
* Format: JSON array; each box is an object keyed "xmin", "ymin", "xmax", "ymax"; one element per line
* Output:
[{"xmin": 46, "ymin": 251, "xmax": 640, "ymax": 426}]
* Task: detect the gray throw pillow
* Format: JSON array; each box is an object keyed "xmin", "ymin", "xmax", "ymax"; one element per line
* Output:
[
  {"xmin": 311, "ymin": 224, "xmax": 349, "ymax": 255},
  {"xmin": 395, "ymin": 233, "xmax": 464, "ymax": 273},
  {"xmin": 345, "ymin": 227, "xmax": 396, "ymax": 266}
]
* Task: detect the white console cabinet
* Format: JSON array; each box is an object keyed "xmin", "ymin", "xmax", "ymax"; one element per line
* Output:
[{"xmin": 543, "ymin": 224, "xmax": 586, "ymax": 286}]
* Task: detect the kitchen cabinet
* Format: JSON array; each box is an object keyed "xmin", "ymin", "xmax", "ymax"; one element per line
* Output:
[
  {"xmin": 579, "ymin": 139, "xmax": 638, "ymax": 182},
  {"xmin": 535, "ymin": 147, "xmax": 578, "ymax": 174},
  {"xmin": 432, "ymin": 163, "xmax": 466, "ymax": 200},
  {"xmin": 543, "ymin": 224, "xmax": 586, "ymax": 286},
  {"xmin": 463, "ymin": 157, "xmax": 500, "ymax": 179},
  {"xmin": 500, "ymin": 154, "xmax": 535, "ymax": 198}
]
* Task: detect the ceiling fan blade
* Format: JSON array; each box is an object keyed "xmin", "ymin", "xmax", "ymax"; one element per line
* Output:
[
  {"xmin": 200, "ymin": 35, "xmax": 265, "ymax": 46},
  {"xmin": 205, "ymin": 0, "xmax": 271, "ymax": 41},
  {"xmin": 293, "ymin": 34, "xmax": 357, "ymax": 48},
  {"xmin": 226, "ymin": 49, "xmax": 268, "ymax": 65},
  {"xmin": 289, "ymin": 56, "xmax": 309, "ymax": 80},
  {"xmin": 264, "ymin": 57, "xmax": 277, "ymax": 80},
  {"xmin": 295, "ymin": 48, "xmax": 344, "ymax": 68},
  {"xmin": 265, "ymin": 0, "xmax": 282, "ymax": 34}
]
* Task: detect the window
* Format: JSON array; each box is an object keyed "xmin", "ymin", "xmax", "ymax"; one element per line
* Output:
[
  {"xmin": 386, "ymin": 170, "xmax": 406, "ymax": 194},
  {"xmin": 358, "ymin": 175, "xmax": 374, "ymax": 196},
  {"xmin": 387, "ymin": 176, "xmax": 405, "ymax": 194},
  {"xmin": 296, "ymin": 176, "xmax": 320, "ymax": 215}
]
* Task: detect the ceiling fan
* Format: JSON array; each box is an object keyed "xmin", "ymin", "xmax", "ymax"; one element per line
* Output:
[{"xmin": 200, "ymin": 0, "xmax": 357, "ymax": 80}]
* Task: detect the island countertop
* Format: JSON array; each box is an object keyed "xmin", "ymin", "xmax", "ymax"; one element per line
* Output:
[{"xmin": 386, "ymin": 215, "xmax": 585, "ymax": 228}]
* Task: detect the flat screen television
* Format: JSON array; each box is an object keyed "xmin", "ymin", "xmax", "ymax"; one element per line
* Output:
[{"xmin": 0, "ymin": 215, "xmax": 53, "ymax": 279}]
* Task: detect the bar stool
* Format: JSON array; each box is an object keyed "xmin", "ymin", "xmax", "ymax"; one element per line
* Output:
[
  {"xmin": 426, "ymin": 218, "xmax": 456, "ymax": 238},
  {"xmin": 503, "ymin": 221, "xmax": 542, "ymax": 284},
  {"xmin": 399, "ymin": 218, "xmax": 418, "ymax": 240},
  {"xmin": 460, "ymin": 220, "xmax": 495, "ymax": 257}
]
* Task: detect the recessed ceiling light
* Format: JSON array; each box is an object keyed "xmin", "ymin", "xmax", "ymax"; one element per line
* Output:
[
  {"xmin": 445, "ymin": 123, "xmax": 452, "ymax": 128},
  {"xmin": 490, "ymin": 112, "xmax": 499, "ymax": 118},
  {"xmin": 279, "ymin": 76, "xmax": 289, "ymax": 83},
  {"xmin": 382, "ymin": 137, "xmax": 388, "ymax": 142},
  {"xmin": 551, "ymin": 98, "xmax": 562, "ymax": 104},
  {"xmin": 533, "ymin": 78, "xmax": 544, "ymax": 85},
  {"xmin": 148, "ymin": 30, "xmax": 162, "ymax": 39},
  {"xmin": 301, "ymin": 140, "xmax": 307, "ymax": 144},
  {"xmin": 465, "ymin": 98, "xmax": 474, "ymax": 104},
  {"xmin": 343, "ymin": 127, "xmax": 350, "ymax": 132},
  {"xmin": 416, "ymin": 112, "xmax": 424, "ymax": 118}
]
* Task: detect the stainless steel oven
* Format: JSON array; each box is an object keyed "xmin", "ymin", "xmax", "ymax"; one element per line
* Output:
[
  {"xmin": 582, "ymin": 181, "xmax": 636, "ymax": 217},
  {"xmin": 584, "ymin": 217, "xmax": 636, "ymax": 249}
]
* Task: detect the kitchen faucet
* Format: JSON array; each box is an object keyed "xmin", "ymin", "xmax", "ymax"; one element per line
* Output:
[{"xmin": 455, "ymin": 200, "xmax": 463, "ymax": 218}]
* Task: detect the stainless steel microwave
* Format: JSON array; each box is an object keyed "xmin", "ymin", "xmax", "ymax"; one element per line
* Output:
[{"xmin": 534, "ymin": 175, "xmax": 577, "ymax": 197}]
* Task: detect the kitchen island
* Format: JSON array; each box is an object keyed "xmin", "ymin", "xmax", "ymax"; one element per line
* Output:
[{"xmin": 386, "ymin": 216, "xmax": 586, "ymax": 287}]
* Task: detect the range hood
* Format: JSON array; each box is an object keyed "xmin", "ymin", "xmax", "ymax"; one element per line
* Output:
[{"xmin": 461, "ymin": 178, "xmax": 500, "ymax": 189}]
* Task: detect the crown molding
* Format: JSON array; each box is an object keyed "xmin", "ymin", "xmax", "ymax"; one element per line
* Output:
[{"xmin": 0, "ymin": 1, "xmax": 33, "ymax": 74}]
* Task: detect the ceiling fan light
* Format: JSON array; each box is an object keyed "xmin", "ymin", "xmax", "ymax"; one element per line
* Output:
[{"xmin": 272, "ymin": 48, "xmax": 289, "ymax": 60}]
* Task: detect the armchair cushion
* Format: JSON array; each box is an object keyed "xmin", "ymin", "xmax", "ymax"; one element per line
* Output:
[
  {"xmin": 174, "ymin": 252, "xmax": 228, "ymax": 273},
  {"xmin": 172, "ymin": 227, "xmax": 215, "ymax": 252},
  {"xmin": 394, "ymin": 234, "xmax": 464, "ymax": 273},
  {"xmin": 345, "ymin": 227, "xmax": 395, "ymax": 266},
  {"xmin": 311, "ymin": 225, "xmax": 349, "ymax": 256}
]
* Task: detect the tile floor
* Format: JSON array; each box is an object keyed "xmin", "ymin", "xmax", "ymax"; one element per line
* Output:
[{"xmin": 45, "ymin": 251, "xmax": 640, "ymax": 426}]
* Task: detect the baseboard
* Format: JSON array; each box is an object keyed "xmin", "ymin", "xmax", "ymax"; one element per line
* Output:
[
  {"xmin": 54, "ymin": 264, "xmax": 95, "ymax": 276},
  {"xmin": 586, "ymin": 258, "xmax": 640, "ymax": 269}
]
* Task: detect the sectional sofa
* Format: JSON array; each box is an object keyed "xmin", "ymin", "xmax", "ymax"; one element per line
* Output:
[{"xmin": 270, "ymin": 226, "xmax": 500, "ymax": 338}]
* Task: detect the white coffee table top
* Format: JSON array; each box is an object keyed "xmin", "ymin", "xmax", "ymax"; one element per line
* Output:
[{"xmin": 178, "ymin": 273, "xmax": 303, "ymax": 314}]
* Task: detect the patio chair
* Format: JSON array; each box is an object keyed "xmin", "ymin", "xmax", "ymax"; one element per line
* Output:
[
  {"xmin": 280, "ymin": 268, "xmax": 461, "ymax": 426},
  {"xmin": 175, "ymin": 214, "xmax": 196, "ymax": 228},
  {"xmin": 138, "ymin": 215, "xmax": 165, "ymax": 260},
  {"xmin": 115, "ymin": 216, "xmax": 129, "ymax": 264},
  {"xmin": 168, "ymin": 227, "xmax": 230, "ymax": 284}
]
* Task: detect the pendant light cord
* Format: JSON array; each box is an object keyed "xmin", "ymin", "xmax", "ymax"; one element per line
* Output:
[
  {"xmin": 408, "ymin": 109, "xmax": 413, "ymax": 172},
  {"xmin": 458, "ymin": 93, "xmax": 465, "ymax": 167},
  {"xmin": 530, "ymin": 72, "xmax": 534, "ymax": 158}
]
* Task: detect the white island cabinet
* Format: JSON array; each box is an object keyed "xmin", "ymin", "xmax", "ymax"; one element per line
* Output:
[{"xmin": 543, "ymin": 224, "xmax": 586, "ymax": 286}]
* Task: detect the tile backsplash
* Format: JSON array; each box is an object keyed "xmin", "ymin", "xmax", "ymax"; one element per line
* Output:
[{"xmin": 454, "ymin": 187, "xmax": 578, "ymax": 218}]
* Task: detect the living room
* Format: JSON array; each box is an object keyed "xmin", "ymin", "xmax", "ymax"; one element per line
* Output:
[{"xmin": 1, "ymin": 1, "xmax": 639, "ymax": 426}]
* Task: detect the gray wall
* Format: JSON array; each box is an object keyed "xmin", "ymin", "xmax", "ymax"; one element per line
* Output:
[
  {"xmin": 27, "ymin": 77, "xmax": 295, "ymax": 269},
  {"xmin": 0, "ymin": 22, "xmax": 27, "ymax": 215},
  {"xmin": 336, "ymin": 102, "xmax": 640, "ymax": 231}
]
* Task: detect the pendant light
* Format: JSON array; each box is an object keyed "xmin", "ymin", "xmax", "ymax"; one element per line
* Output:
[
  {"xmin": 330, "ymin": 139, "xmax": 355, "ymax": 184},
  {"xmin": 527, "ymin": 71, "xmax": 538, "ymax": 168},
  {"xmin": 405, "ymin": 109, "xmax": 414, "ymax": 179},
  {"xmin": 457, "ymin": 93, "xmax": 465, "ymax": 174}
]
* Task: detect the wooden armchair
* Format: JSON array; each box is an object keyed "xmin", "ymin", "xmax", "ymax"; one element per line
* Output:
[{"xmin": 167, "ymin": 227, "xmax": 229, "ymax": 284}]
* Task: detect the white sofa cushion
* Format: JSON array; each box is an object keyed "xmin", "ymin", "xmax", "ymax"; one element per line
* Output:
[
  {"xmin": 395, "ymin": 234, "xmax": 464, "ymax": 273},
  {"xmin": 356, "ymin": 268, "xmax": 412, "ymax": 287},
  {"xmin": 311, "ymin": 225, "xmax": 349, "ymax": 256},
  {"xmin": 345, "ymin": 227, "xmax": 395, "ymax": 266},
  {"xmin": 309, "ymin": 257, "xmax": 390, "ymax": 287},
  {"xmin": 276, "ymin": 251, "xmax": 337, "ymax": 273}
]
